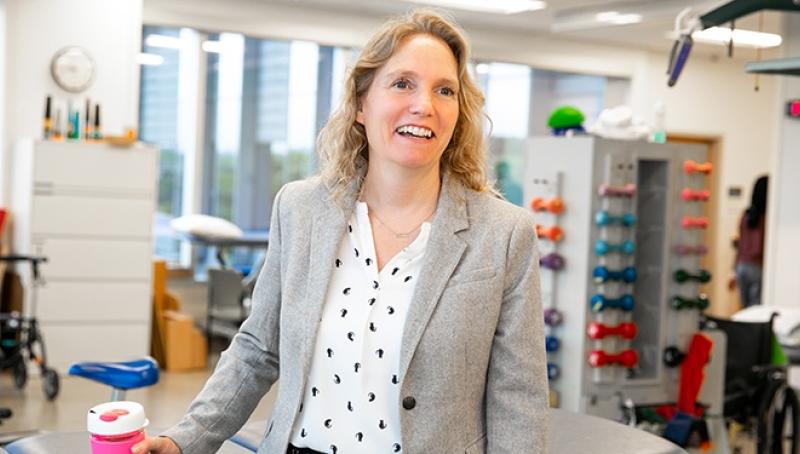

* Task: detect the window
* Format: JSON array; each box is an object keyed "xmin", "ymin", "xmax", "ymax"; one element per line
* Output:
[{"xmin": 140, "ymin": 26, "xmax": 355, "ymax": 270}]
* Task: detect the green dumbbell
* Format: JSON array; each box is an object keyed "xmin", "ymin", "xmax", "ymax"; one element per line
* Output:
[
  {"xmin": 674, "ymin": 269, "xmax": 712, "ymax": 283},
  {"xmin": 670, "ymin": 294, "xmax": 710, "ymax": 311}
]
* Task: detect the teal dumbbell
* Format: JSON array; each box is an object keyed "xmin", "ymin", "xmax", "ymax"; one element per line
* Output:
[
  {"xmin": 590, "ymin": 294, "xmax": 635, "ymax": 312},
  {"xmin": 593, "ymin": 266, "xmax": 637, "ymax": 284},
  {"xmin": 595, "ymin": 210, "xmax": 636, "ymax": 227},
  {"xmin": 595, "ymin": 239, "xmax": 635, "ymax": 256}
]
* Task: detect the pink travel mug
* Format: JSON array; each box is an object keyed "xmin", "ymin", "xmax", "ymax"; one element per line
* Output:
[{"xmin": 87, "ymin": 401, "xmax": 149, "ymax": 454}]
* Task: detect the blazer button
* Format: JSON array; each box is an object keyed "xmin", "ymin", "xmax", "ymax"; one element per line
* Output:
[{"xmin": 402, "ymin": 396, "xmax": 416, "ymax": 410}]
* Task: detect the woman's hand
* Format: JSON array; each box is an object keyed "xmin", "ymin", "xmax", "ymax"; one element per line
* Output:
[{"xmin": 131, "ymin": 436, "xmax": 181, "ymax": 454}]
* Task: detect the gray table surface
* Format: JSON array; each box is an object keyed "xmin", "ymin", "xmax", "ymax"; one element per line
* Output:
[{"xmin": 2, "ymin": 409, "xmax": 688, "ymax": 454}]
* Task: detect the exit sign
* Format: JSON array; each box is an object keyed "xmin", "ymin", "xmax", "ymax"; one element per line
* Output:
[{"xmin": 789, "ymin": 99, "xmax": 800, "ymax": 119}]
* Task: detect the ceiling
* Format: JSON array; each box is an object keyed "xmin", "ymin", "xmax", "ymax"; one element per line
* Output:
[{"xmin": 266, "ymin": 0, "xmax": 786, "ymax": 55}]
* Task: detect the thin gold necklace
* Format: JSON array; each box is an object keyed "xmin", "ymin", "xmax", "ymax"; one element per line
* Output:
[{"xmin": 358, "ymin": 183, "xmax": 436, "ymax": 239}]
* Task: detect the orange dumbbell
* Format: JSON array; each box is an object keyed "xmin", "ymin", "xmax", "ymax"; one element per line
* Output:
[
  {"xmin": 530, "ymin": 197, "xmax": 565, "ymax": 214},
  {"xmin": 683, "ymin": 160, "xmax": 713, "ymax": 175},
  {"xmin": 535, "ymin": 224, "xmax": 564, "ymax": 242}
]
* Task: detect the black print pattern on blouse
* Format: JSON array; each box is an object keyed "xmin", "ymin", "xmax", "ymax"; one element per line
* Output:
[
  {"xmin": 324, "ymin": 419, "xmax": 333, "ymax": 428},
  {"xmin": 334, "ymin": 374, "xmax": 341, "ymax": 384},
  {"xmin": 300, "ymin": 428, "xmax": 307, "ymax": 437},
  {"xmin": 312, "ymin": 387, "xmax": 319, "ymax": 397},
  {"xmin": 391, "ymin": 267, "xmax": 400, "ymax": 275},
  {"xmin": 379, "ymin": 420, "xmax": 387, "ymax": 430},
  {"xmin": 335, "ymin": 259, "xmax": 342, "ymax": 267},
  {"xmin": 369, "ymin": 322, "xmax": 377, "ymax": 332},
  {"xmin": 387, "ymin": 306, "xmax": 395, "ymax": 315},
  {"xmin": 373, "ymin": 280, "xmax": 379, "ymax": 289},
  {"xmin": 354, "ymin": 248, "xmax": 359, "ymax": 257},
  {"xmin": 299, "ymin": 403, "xmax": 304, "ymax": 412},
  {"xmin": 392, "ymin": 375, "xmax": 398, "ymax": 385},
  {"xmin": 331, "ymin": 445, "xmax": 338, "ymax": 454},
  {"xmin": 393, "ymin": 443, "xmax": 402, "ymax": 452},
  {"xmin": 366, "ymin": 258, "xmax": 372, "ymax": 266},
  {"xmin": 404, "ymin": 276, "xmax": 412, "ymax": 283},
  {"xmin": 354, "ymin": 362, "xmax": 361, "ymax": 372},
  {"xmin": 347, "ymin": 401, "xmax": 354, "ymax": 411},
  {"xmin": 376, "ymin": 349, "xmax": 384, "ymax": 358},
  {"xmin": 356, "ymin": 432, "xmax": 363, "ymax": 442},
  {"xmin": 347, "ymin": 332, "xmax": 355, "ymax": 341},
  {"xmin": 368, "ymin": 392, "xmax": 376, "ymax": 402},
  {"xmin": 340, "ymin": 309, "xmax": 348, "ymax": 318},
  {"xmin": 368, "ymin": 298, "xmax": 376, "ymax": 306},
  {"xmin": 326, "ymin": 348, "xmax": 333, "ymax": 358}
]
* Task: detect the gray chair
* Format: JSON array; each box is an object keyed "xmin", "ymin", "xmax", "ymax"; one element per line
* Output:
[{"xmin": 206, "ymin": 268, "xmax": 251, "ymax": 344}]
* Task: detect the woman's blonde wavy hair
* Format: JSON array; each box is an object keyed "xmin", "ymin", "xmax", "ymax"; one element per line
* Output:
[{"xmin": 317, "ymin": 8, "xmax": 491, "ymax": 199}]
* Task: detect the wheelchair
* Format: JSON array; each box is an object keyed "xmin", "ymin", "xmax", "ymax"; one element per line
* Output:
[
  {"xmin": 0, "ymin": 255, "xmax": 59, "ymax": 427},
  {"xmin": 704, "ymin": 314, "xmax": 800, "ymax": 454}
]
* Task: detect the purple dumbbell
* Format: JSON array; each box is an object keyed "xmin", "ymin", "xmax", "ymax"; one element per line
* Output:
[
  {"xmin": 544, "ymin": 308, "xmax": 563, "ymax": 327},
  {"xmin": 545, "ymin": 335, "xmax": 560, "ymax": 353},
  {"xmin": 590, "ymin": 294, "xmax": 635, "ymax": 312},
  {"xmin": 547, "ymin": 362, "xmax": 561, "ymax": 381},
  {"xmin": 592, "ymin": 266, "xmax": 637, "ymax": 284},
  {"xmin": 673, "ymin": 244, "xmax": 708, "ymax": 256},
  {"xmin": 540, "ymin": 252, "xmax": 565, "ymax": 271},
  {"xmin": 597, "ymin": 183, "xmax": 637, "ymax": 198}
]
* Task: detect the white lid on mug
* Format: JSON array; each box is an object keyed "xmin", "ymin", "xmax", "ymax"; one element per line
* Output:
[{"xmin": 87, "ymin": 401, "xmax": 149, "ymax": 436}]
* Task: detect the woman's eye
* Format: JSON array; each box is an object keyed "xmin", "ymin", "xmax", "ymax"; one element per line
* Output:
[
  {"xmin": 439, "ymin": 87, "xmax": 456, "ymax": 96},
  {"xmin": 393, "ymin": 79, "xmax": 410, "ymax": 89}
]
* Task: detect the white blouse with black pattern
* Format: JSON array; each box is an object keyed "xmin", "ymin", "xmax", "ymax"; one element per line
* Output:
[{"xmin": 288, "ymin": 201, "xmax": 431, "ymax": 454}]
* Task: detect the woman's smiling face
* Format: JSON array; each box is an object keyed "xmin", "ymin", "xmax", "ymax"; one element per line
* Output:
[{"xmin": 356, "ymin": 33, "xmax": 460, "ymax": 173}]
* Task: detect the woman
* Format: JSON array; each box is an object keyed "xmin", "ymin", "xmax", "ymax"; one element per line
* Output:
[
  {"xmin": 134, "ymin": 9, "xmax": 548, "ymax": 454},
  {"xmin": 730, "ymin": 175, "xmax": 768, "ymax": 308}
]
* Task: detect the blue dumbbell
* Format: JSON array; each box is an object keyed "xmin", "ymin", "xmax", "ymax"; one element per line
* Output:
[
  {"xmin": 595, "ymin": 210, "xmax": 636, "ymax": 227},
  {"xmin": 545, "ymin": 335, "xmax": 560, "ymax": 353},
  {"xmin": 590, "ymin": 294, "xmax": 635, "ymax": 312},
  {"xmin": 547, "ymin": 362, "xmax": 561, "ymax": 381},
  {"xmin": 595, "ymin": 239, "xmax": 636, "ymax": 256},
  {"xmin": 593, "ymin": 266, "xmax": 637, "ymax": 284}
]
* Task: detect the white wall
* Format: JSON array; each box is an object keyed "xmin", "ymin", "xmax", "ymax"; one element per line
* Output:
[
  {"xmin": 766, "ymin": 13, "xmax": 800, "ymax": 309},
  {"xmin": 1, "ymin": 0, "xmax": 143, "ymax": 204},
  {"xmin": 145, "ymin": 0, "xmax": 781, "ymax": 312}
]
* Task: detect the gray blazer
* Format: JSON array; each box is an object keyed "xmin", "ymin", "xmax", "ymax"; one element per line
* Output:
[{"xmin": 163, "ymin": 172, "xmax": 549, "ymax": 453}]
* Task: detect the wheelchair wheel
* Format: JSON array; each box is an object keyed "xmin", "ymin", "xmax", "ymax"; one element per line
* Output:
[
  {"xmin": 769, "ymin": 385, "xmax": 800, "ymax": 454},
  {"xmin": 42, "ymin": 368, "xmax": 59, "ymax": 401},
  {"xmin": 13, "ymin": 360, "xmax": 27, "ymax": 389}
]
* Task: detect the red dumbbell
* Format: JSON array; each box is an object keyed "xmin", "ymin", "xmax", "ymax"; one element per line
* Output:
[
  {"xmin": 683, "ymin": 160, "xmax": 713, "ymax": 175},
  {"xmin": 681, "ymin": 188, "xmax": 710, "ymax": 202},
  {"xmin": 587, "ymin": 321, "xmax": 637, "ymax": 340},
  {"xmin": 588, "ymin": 349, "xmax": 639, "ymax": 368},
  {"xmin": 535, "ymin": 224, "xmax": 564, "ymax": 242},
  {"xmin": 530, "ymin": 197, "xmax": 565, "ymax": 214},
  {"xmin": 681, "ymin": 216, "xmax": 709, "ymax": 229},
  {"xmin": 597, "ymin": 183, "xmax": 636, "ymax": 198}
]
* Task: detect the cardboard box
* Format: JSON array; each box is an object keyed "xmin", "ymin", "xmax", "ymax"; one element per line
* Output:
[{"xmin": 163, "ymin": 310, "xmax": 207, "ymax": 371}]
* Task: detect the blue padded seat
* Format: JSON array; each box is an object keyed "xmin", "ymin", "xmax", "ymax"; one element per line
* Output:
[{"xmin": 68, "ymin": 357, "xmax": 159, "ymax": 390}]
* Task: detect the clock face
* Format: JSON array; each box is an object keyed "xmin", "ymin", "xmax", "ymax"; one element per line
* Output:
[{"xmin": 50, "ymin": 46, "xmax": 95, "ymax": 93}]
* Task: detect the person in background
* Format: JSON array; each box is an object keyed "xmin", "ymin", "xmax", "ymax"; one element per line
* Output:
[
  {"xmin": 133, "ymin": 8, "xmax": 548, "ymax": 454},
  {"xmin": 729, "ymin": 175, "xmax": 769, "ymax": 308}
]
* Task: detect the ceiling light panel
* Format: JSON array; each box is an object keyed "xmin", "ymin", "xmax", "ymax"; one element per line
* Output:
[{"xmin": 403, "ymin": 0, "xmax": 547, "ymax": 15}]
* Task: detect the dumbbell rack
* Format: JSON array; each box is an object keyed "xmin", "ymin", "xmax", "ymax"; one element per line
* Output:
[{"xmin": 524, "ymin": 137, "xmax": 711, "ymax": 421}]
